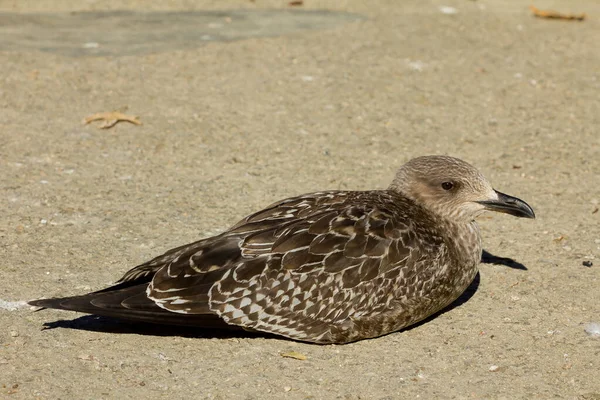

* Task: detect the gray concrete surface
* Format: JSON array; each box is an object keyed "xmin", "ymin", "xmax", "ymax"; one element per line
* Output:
[{"xmin": 1, "ymin": 0, "xmax": 599, "ymax": 399}]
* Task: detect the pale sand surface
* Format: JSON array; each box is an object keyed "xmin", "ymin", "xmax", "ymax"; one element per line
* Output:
[{"xmin": 1, "ymin": 0, "xmax": 599, "ymax": 398}]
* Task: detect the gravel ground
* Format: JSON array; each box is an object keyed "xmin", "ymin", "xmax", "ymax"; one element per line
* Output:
[{"xmin": 1, "ymin": 0, "xmax": 599, "ymax": 399}]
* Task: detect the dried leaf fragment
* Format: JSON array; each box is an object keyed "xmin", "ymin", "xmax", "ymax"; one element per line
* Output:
[
  {"xmin": 529, "ymin": 5, "xmax": 585, "ymax": 21},
  {"xmin": 83, "ymin": 111, "xmax": 142, "ymax": 129},
  {"xmin": 280, "ymin": 351, "xmax": 307, "ymax": 360}
]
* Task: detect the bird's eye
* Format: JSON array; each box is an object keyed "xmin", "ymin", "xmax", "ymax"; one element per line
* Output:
[{"xmin": 441, "ymin": 182, "xmax": 454, "ymax": 191}]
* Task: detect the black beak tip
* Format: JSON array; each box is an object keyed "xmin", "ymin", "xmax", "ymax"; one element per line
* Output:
[{"xmin": 520, "ymin": 207, "xmax": 536, "ymax": 219}]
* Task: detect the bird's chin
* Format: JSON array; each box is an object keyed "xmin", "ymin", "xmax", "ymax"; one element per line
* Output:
[{"xmin": 451, "ymin": 203, "xmax": 488, "ymax": 223}]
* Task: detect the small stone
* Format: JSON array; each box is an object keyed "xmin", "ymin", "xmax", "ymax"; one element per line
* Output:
[
  {"xmin": 582, "ymin": 261, "xmax": 593, "ymax": 267},
  {"xmin": 584, "ymin": 323, "xmax": 600, "ymax": 337},
  {"xmin": 439, "ymin": 6, "xmax": 458, "ymax": 14},
  {"xmin": 489, "ymin": 365, "xmax": 499, "ymax": 372},
  {"xmin": 284, "ymin": 386, "xmax": 292, "ymax": 392},
  {"xmin": 407, "ymin": 60, "xmax": 425, "ymax": 71},
  {"xmin": 10, "ymin": 331, "xmax": 19, "ymax": 337}
]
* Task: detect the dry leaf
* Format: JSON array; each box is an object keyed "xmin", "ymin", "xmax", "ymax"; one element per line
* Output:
[
  {"xmin": 529, "ymin": 5, "xmax": 585, "ymax": 21},
  {"xmin": 280, "ymin": 351, "xmax": 307, "ymax": 360},
  {"xmin": 83, "ymin": 111, "xmax": 142, "ymax": 129}
]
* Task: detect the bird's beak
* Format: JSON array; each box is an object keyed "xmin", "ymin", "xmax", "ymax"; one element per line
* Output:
[{"xmin": 477, "ymin": 190, "xmax": 535, "ymax": 219}]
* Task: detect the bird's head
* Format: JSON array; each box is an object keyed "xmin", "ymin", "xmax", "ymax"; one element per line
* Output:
[{"xmin": 389, "ymin": 155, "xmax": 535, "ymax": 223}]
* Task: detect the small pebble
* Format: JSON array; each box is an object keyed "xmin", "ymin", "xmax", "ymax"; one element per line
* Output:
[
  {"xmin": 584, "ymin": 323, "xmax": 600, "ymax": 337},
  {"xmin": 284, "ymin": 386, "xmax": 292, "ymax": 392},
  {"xmin": 489, "ymin": 365, "xmax": 499, "ymax": 372},
  {"xmin": 10, "ymin": 331, "xmax": 19, "ymax": 338},
  {"xmin": 582, "ymin": 261, "xmax": 593, "ymax": 267},
  {"xmin": 439, "ymin": 6, "xmax": 458, "ymax": 14}
]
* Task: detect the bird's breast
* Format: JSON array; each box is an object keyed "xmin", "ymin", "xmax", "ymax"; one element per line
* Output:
[{"xmin": 444, "ymin": 220, "xmax": 482, "ymax": 287}]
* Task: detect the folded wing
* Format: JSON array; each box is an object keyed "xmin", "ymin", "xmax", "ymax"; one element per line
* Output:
[{"xmin": 144, "ymin": 191, "xmax": 437, "ymax": 343}]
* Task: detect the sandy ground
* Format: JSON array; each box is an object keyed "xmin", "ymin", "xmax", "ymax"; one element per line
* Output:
[{"xmin": 1, "ymin": 0, "xmax": 599, "ymax": 398}]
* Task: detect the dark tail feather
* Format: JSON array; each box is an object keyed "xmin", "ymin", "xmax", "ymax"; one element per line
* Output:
[{"xmin": 28, "ymin": 284, "xmax": 234, "ymax": 330}]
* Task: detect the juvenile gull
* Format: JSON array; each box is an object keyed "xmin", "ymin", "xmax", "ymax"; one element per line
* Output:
[{"xmin": 30, "ymin": 156, "xmax": 535, "ymax": 344}]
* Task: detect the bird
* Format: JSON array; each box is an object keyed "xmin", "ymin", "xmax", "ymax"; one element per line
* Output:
[{"xmin": 29, "ymin": 155, "xmax": 535, "ymax": 344}]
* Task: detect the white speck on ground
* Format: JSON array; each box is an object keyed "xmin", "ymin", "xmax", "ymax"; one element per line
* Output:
[
  {"xmin": 406, "ymin": 60, "xmax": 425, "ymax": 71},
  {"xmin": 584, "ymin": 323, "xmax": 600, "ymax": 337},
  {"xmin": 439, "ymin": 6, "xmax": 458, "ymax": 14},
  {"xmin": 0, "ymin": 300, "xmax": 29, "ymax": 311}
]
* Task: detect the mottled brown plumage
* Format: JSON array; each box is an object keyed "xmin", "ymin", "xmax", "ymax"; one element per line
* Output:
[{"xmin": 30, "ymin": 156, "xmax": 535, "ymax": 343}]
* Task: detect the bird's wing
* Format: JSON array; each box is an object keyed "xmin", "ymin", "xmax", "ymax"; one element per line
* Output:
[{"xmin": 145, "ymin": 190, "xmax": 445, "ymax": 343}]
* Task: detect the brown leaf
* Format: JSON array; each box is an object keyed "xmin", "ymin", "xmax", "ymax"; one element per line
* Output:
[
  {"xmin": 83, "ymin": 111, "xmax": 142, "ymax": 129},
  {"xmin": 280, "ymin": 351, "xmax": 307, "ymax": 360},
  {"xmin": 529, "ymin": 5, "xmax": 585, "ymax": 21}
]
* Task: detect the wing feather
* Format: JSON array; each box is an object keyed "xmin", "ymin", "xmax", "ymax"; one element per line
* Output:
[{"xmin": 140, "ymin": 190, "xmax": 445, "ymax": 343}]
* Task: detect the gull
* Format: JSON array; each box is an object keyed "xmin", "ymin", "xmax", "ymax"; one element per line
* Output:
[{"xmin": 30, "ymin": 156, "xmax": 535, "ymax": 344}]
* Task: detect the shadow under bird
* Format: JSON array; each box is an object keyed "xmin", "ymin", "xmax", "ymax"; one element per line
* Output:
[{"xmin": 30, "ymin": 156, "xmax": 535, "ymax": 344}]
